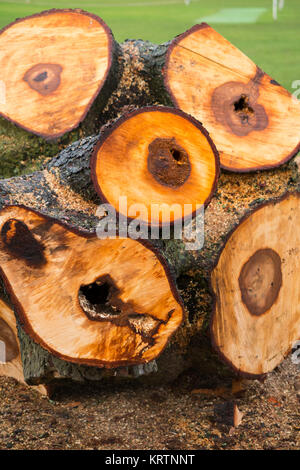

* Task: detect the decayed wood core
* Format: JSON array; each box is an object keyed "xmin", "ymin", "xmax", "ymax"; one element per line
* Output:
[
  {"xmin": 147, "ymin": 137, "xmax": 191, "ymax": 188},
  {"xmin": 211, "ymin": 69, "xmax": 269, "ymax": 138},
  {"xmin": 164, "ymin": 24, "xmax": 300, "ymax": 171},
  {"xmin": 91, "ymin": 107, "xmax": 219, "ymax": 226},
  {"xmin": 23, "ymin": 63, "xmax": 63, "ymax": 96},
  {"xmin": 239, "ymin": 248, "xmax": 282, "ymax": 316},
  {"xmin": 211, "ymin": 193, "xmax": 300, "ymax": 376},
  {"xmin": 78, "ymin": 274, "xmax": 161, "ymax": 339},
  {"xmin": 0, "ymin": 206, "xmax": 183, "ymax": 367},
  {"xmin": 0, "ymin": 9, "xmax": 113, "ymax": 138}
]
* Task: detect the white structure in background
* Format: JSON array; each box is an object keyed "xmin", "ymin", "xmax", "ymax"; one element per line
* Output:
[
  {"xmin": 184, "ymin": 0, "xmax": 191, "ymax": 5},
  {"xmin": 273, "ymin": 0, "xmax": 285, "ymax": 20},
  {"xmin": 0, "ymin": 340, "xmax": 6, "ymax": 364},
  {"xmin": 273, "ymin": 0, "xmax": 278, "ymax": 20}
]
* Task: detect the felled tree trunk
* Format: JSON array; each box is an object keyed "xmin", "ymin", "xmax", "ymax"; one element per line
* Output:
[
  {"xmin": 0, "ymin": 258, "xmax": 161, "ymax": 386},
  {"xmin": 0, "ymin": 206, "xmax": 183, "ymax": 368},
  {"xmin": 91, "ymin": 106, "xmax": 219, "ymax": 226},
  {"xmin": 211, "ymin": 192, "xmax": 300, "ymax": 377},
  {"xmin": 2, "ymin": 16, "xmax": 300, "ymax": 178},
  {"xmin": 0, "ymin": 9, "xmax": 122, "ymax": 177},
  {"xmin": 1, "ymin": 134, "xmax": 300, "ymax": 383},
  {"xmin": 137, "ymin": 24, "xmax": 300, "ymax": 172}
]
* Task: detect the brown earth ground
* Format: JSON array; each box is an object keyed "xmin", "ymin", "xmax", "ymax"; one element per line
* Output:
[{"xmin": 0, "ymin": 356, "xmax": 299, "ymax": 450}]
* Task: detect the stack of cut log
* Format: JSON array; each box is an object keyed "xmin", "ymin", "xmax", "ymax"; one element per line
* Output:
[{"xmin": 0, "ymin": 9, "xmax": 300, "ymax": 394}]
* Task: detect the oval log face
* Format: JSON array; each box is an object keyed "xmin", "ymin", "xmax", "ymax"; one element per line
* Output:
[
  {"xmin": 164, "ymin": 24, "xmax": 300, "ymax": 171},
  {"xmin": 91, "ymin": 107, "xmax": 219, "ymax": 226},
  {"xmin": 0, "ymin": 206, "xmax": 184, "ymax": 368},
  {"xmin": 0, "ymin": 9, "xmax": 114, "ymax": 138},
  {"xmin": 211, "ymin": 193, "xmax": 300, "ymax": 377}
]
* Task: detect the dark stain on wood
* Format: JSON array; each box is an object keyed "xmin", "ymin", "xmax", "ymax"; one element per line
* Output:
[
  {"xmin": 23, "ymin": 63, "xmax": 62, "ymax": 96},
  {"xmin": 1, "ymin": 219, "xmax": 47, "ymax": 268},
  {"xmin": 147, "ymin": 137, "xmax": 191, "ymax": 188},
  {"xmin": 239, "ymin": 248, "xmax": 282, "ymax": 316},
  {"xmin": 211, "ymin": 68, "xmax": 268, "ymax": 137}
]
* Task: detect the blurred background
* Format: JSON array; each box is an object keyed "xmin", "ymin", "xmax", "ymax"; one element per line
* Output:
[{"xmin": 0, "ymin": 0, "xmax": 299, "ymax": 91}]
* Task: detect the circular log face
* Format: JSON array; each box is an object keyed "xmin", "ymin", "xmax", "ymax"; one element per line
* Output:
[
  {"xmin": 91, "ymin": 107, "xmax": 219, "ymax": 226},
  {"xmin": 0, "ymin": 9, "xmax": 114, "ymax": 138},
  {"xmin": 211, "ymin": 193, "xmax": 300, "ymax": 377},
  {"xmin": 0, "ymin": 206, "xmax": 184, "ymax": 368},
  {"xmin": 164, "ymin": 24, "xmax": 300, "ymax": 171}
]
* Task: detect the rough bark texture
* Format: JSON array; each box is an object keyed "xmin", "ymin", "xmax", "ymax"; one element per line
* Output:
[{"xmin": 1, "ymin": 136, "xmax": 300, "ymax": 384}]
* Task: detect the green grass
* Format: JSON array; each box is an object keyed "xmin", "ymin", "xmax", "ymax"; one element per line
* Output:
[{"xmin": 0, "ymin": 0, "xmax": 299, "ymax": 90}]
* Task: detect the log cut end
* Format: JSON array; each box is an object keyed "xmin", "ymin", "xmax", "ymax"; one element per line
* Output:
[
  {"xmin": 164, "ymin": 23, "xmax": 300, "ymax": 171},
  {"xmin": 0, "ymin": 9, "xmax": 115, "ymax": 138},
  {"xmin": 0, "ymin": 206, "xmax": 184, "ymax": 368},
  {"xmin": 91, "ymin": 106, "xmax": 219, "ymax": 226},
  {"xmin": 211, "ymin": 192, "xmax": 300, "ymax": 377},
  {"xmin": 0, "ymin": 298, "xmax": 48, "ymax": 395}
]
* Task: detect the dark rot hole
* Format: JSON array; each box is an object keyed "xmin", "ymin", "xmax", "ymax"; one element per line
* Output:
[
  {"xmin": 78, "ymin": 276, "xmax": 122, "ymax": 321},
  {"xmin": 80, "ymin": 281, "xmax": 110, "ymax": 306},
  {"xmin": 234, "ymin": 95, "xmax": 254, "ymax": 115},
  {"xmin": 78, "ymin": 275, "xmax": 161, "ymax": 338},
  {"xmin": 211, "ymin": 74, "xmax": 268, "ymax": 137},
  {"xmin": 170, "ymin": 148, "xmax": 183, "ymax": 162}
]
